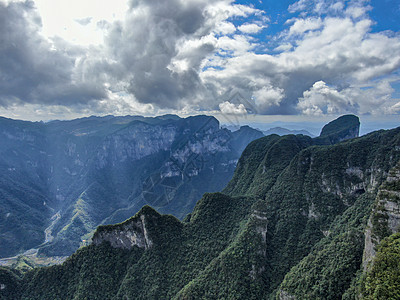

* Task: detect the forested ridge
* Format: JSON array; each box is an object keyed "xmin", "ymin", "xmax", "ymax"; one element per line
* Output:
[{"xmin": 1, "ymin": 115, "xmax": 400, "ymax": 299}]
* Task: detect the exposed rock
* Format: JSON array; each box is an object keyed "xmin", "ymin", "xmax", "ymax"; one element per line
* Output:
[
  {"xmin": 252, "ymin": 210, "xmax": 268, "ymax": 244},
  {"xmin": 278, "ymin": 290, "xmax": 296, "ymax": 300},
  {"xmin": 362, "ymin": 161, "xmax": 400, "ymax": 270},
  {"xmin": 95, "ymin": 122, "xmax": 177, "ymax": 168},
  {"xmin": 92, "ymin": 206, "xmax": 157, "ymax": 250},
  {"xmin": 362, "ymin": 218, "xmax": 376, "ymax": 270},
  {"xmin": 0, "ymin": 114, "xmax": 265, "ymax": 258},
  {"xmin": 308, "ymin": 203, "xmax": 319, "ymax": 219},
  {"xmin": 249, "ymin": 264, "xmax": 265, "ymax": 280}
]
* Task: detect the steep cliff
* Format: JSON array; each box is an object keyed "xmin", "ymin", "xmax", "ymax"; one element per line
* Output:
[
  {"xmin": 0, "ymin": 115, "xmax": 263, "ymax": 257},
  {"xmin": 314, "ymin": 114, "xmax": 360, "ymax": 145},
  {"xmin": 358, "ymin": 161, "xmax": 400, "ymax": 298},
  {"xmin": 92, "ymin": 206, "xmax": 180, "ymax": 250},
  {"xmin": 277, "ymin": 128, "xmax": 400, "ymax": 300},
  {"xmin": 363, "ymin": 160, "xmax": 400, "ymax": 270},
  {"xmin": 2, "ymin": 116, "xmax": 399, "ymax": 300}
]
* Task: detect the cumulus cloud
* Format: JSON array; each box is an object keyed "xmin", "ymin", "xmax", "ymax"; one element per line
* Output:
[
  {"xmin": 83, "ymin": 0, "xmax": 264, "ymax": 111},
  {"xmin": 288, "ymin": 0, "xmax": 309, "ymax": 13},
  {"xmin": 201, "ymin": 0, "xmax": 400, "ymax": 116},
  {"xmin": 219, "ymin": 101, "xmax": 247, "ymax": 114},
  {"xmin": 0, "ymin": 0, "xmax": 262, "ymax": 113},
  {"xmin": 288, "ymin": 17, "xmax": 322, "ymax": 36},
  {"xmin": 297, "ymin": 81, "xmax": 357, "ymax": 115},
  {"xmin": 387, "ymin": 101, "xmax": 400, "ymax": 114},
  {"xmin": 0, "ymin": 0, "xmax": 399, "ymax": 119},
  {"xmin": 238, "ymin": 23, "xmax": 265, "ymax": 34},
  {"xmin": 0, "ymin": 1, "xmax": 106, "ymax": 107},
  {"xmin": 298, "ymin": 79, "xmax": 399, "ymax": 115},
  {"xmin": 253, "ymin": 86, "xmax": 285, "ymax": 113},
  {"xmin": 274, "ymin": 43, "xmax": 293, "ymax": 52}
]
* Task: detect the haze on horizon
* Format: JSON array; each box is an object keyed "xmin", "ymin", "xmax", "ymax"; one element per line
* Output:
[{"xmin": 0, "ymin": 0, "xmax": 399, "ymax": 127}]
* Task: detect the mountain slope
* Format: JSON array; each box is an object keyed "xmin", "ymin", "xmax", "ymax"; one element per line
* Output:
[
  {"xmin": 0, "ymin": 115, "xmax": 263, "ymax": 257},
  {"xmin": 2, "ymin": 116, "xmax": 399, "ymax": 299},
  {"xmin": 179, "ymin": 126, "xmax": 399, "ymax": 299},
  {"xmin": 0, "ymin": 115, "xmax": 400, "ymax": 299},
  {"xmin": 314, "ymin": 114, "xmax": 360, "ymax": 145},
  {"xmin": 263, "ymin": 126, "xmax": 315, "ymax": 137}
]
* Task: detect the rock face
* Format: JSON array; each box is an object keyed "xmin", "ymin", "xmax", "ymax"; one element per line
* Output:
[
  {"xmin": 3, "ymin": 122, "xmax": 400, "ymax": 300},
  {"xmin": 278, "ymin": 290, "xmax": 296, "ymax": 300},
  {"xmin": 363, "ymin": 160, "xmax": 400, "ymax": 269},
  {"xmin": 0, "ymin": 114, "xmax": 264, "ymax": 257},
  {"xmin": 314, "ymin": 114, "xmax": 360, "ymax": 145},
  {"xmin": 92, "ymin": 206, "xmax": 156, "ymax": 250}
]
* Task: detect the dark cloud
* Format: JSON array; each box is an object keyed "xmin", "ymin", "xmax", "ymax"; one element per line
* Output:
[
  {"xmin": 0, "ymin": 1, "xmax": 106, "ymax": 107},
  {"xmin": 91, "ymin": 0, "xmax": 217, "ymax": 109},
  {"xmin": 0, "ymin": 0, "xmax": 398, "ymax": 118}
]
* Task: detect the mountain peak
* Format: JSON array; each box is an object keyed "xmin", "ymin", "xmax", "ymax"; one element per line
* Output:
[
  {"xmin": 92, "ymin": 205, "xmax": 183, "ymax": 251},
  {"xmin": 315, "ymin": 114, "xmax": 360, "ymax": 145},
  {"xmin": 92, "ymin": 205, "xmax": 161, "ymax": 250}
]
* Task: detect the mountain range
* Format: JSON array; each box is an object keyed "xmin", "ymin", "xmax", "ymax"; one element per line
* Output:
[
  {"xmin": 223, "ymin": 125, "xmax": 315, "ymax": 138},
  {"xmin": 262, "ymin": 127, "xmax": 315, "ymax": 137},
  {"xmin": 4, "ymin": 114, "xmax": 399, "ymax": 299},
  {"xmin": 0, "ymin": 114, "xmax": 263, "ymax": 258}
]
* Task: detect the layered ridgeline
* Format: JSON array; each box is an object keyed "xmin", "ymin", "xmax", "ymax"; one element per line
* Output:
[
  {"xmin": 0, "ymin": 115, "xmax": 263, "ymax": 258},
  {"xmin": 3, "ymin": 115, "xmax": 400, "ymax": 300}
]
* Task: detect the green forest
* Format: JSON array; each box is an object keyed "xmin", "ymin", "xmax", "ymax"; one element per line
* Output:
[{"xmin": 1, "ymin": 115, "xmax": 400, "ymax": 299}]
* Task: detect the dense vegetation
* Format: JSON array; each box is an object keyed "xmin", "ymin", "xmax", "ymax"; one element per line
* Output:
[
  {"xmin": 0, "ymin": 267, "xmax": 21, "ymax": 299},
  {"xmin": 1, "ymin": 115, "xmax": 399, "ymax": 299},
  {"xmin": 0, "ymin": 115, "xmax": 263, "ymax": 257},
  {"xmin": 314, "ymin": 114, "xmax": 360, "ymax": 145},
  {"xmin": 362, "ymin": 233, "xmax": 400, "ymax": 299}
]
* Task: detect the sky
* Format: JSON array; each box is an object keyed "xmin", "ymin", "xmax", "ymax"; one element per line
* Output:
[{"xmin": 0, "ymin": 0, "xmax": 399, "ymax": 129}]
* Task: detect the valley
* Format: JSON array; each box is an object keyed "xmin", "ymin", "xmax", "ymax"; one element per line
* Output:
[
  {"xmin": 0, "ymin": 115, "xmax": 263, "ymax": 258},
  {"xmin": 2, "ymin": 114, "xmax": 398, "ymax": 299}
]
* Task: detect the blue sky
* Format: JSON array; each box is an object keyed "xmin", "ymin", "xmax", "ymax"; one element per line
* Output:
[
  {"xmin": 230, "ymin": 0, "xmax": 400, "ymax": 51},
  {"xmin": 370, "ymin": 0, "xmax": 400, "ymax": 32},
  {"xmin": 0, "ymin": 0, "xmax": 399, "ymax": 126},
  {"xmin": 245, "ymin": 0, "xmax": 400, "ymax": 33}
]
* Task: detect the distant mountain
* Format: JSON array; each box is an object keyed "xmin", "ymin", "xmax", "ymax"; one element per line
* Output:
[
  {"xmin": 262, "ymin": 126, "xmax": 315, "ymax": 137},
  {"xmin": 223, "ymin": 124, "xmax": 315, "ymax": 137},
  {"xmin": 0, "ymin": 115, "xmax": 263, "ymax": 258},
  {"xmin": 3, "ymin": 115, "xmax": 400, "ymax": 299},
  {"xmin": 314, "ymin": 114, "xmax": 360, "ymax": 145}
]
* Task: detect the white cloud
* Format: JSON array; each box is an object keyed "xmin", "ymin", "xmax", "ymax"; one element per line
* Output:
[
  {"xmin": 33, "ymin": 0, "xmax": 129, "ymax": 46},
  {"xmin": 345, "ymin": 2, "xmax": 372, "ymax": 19},
  {"xmin": 238, "ymin": 23, "xmax": 264, "ymax": 34},
  {"xmin": 274, "ymin": 43, "xmax": 293, "ymax": 52},
  {"xmin": 0, "ymin": 0, "xmax": 399, "ymax": 119},
  {"xmin": 169, "ymin": 35, "xmax": 218, "ymax": 73},
  {"xmin": 219, "ymin": 101, "xmax": 247, "ymax": 114},
  {"xmin": 297, "ymin": 81, "xmax": 357, "ymax": 115},
  {"xmin": 217, "ymin": 35, "xmax": 254, "ymax": 55},
  {"xmin": 386, "ymin": 101, "xmax": 400, "ymax": 114},
  {"xmin": 200, "ymin": 5, "xmax": 400, "ymax": 115},
  {"xmin": 215, "ymin": 21, "xmax": 236, "ymax": 35},
  {"xmin": 288, "ymin": 0, "xmax": 309, "ymax": 13},
  {"xmin": 253, "ymin": 86, "xmax": 285, "ymax": 113},
  {"xmin": 288, "ymin": 17, "xmax": 322, "ymax": 36},
  {"xmin": 297, "ymin": 79, "xmax": 399, "ymax": 116},
  {"xmin": 329, "ymin": 2, "xmax": 345, "ymax": 12}
]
